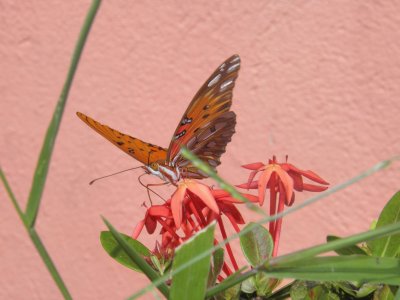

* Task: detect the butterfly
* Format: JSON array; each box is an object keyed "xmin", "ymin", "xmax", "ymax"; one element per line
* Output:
[{"xmin": 77, "ymin": 55, "xmax": 241, "ymax": 185}]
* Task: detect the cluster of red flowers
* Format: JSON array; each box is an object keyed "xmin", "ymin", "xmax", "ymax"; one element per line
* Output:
[{"xmin": 133, "ymin": 157, "xmax": 328, "ymax": 277}]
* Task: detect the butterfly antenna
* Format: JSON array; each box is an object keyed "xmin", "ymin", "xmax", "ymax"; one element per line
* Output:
[
  {"xmin": 89, "ymin": 166, "xmax": 144, "ymax": 185},
  {"xmin": 138, "ymin": 173, "xmax": 167, "ymax": 204}
]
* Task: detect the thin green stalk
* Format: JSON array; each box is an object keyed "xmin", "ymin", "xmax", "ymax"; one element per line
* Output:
[
  {"xmin": 29, "ymin": 228, "xmax": 72, "ymax": 300},
  {"xmin": 25, "ymin": 0, "xmax": 102, "ymax": 227},
  {"xmin": 0, "ymin": 168, "xmax": 25, "ymax": 224},
  {"xmin": 0, "ymin": 168, "xmax": 72, "ymax": 299},
  {"xmin": 205, "ymin": 222, "xmax": 400, "ymax": 298},
  {"xmin": 2, "ymin": 1, "xmax": 102, "ymax": 299}
]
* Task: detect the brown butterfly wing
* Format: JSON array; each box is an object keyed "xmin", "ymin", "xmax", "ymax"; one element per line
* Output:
[
  {"xmin": 76, "ymin": 112, "xmax": 167, "ymax": 165},
  {"xmin": 166, "ymin": 55, "xmax": 240, "ymax": 177}
]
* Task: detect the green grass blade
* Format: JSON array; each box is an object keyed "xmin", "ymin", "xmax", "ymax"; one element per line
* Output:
[
  {"xmin": 264, "ymin": 256, "xmax": 400, "ymax": 284},
  {"xmin": 1, "ymin": 170, "xmax": 73, "ymax": 299},
  {"xmin": 29, "ymin": 228, "xmax": 73, "ymax": 300},
  {"xmin": 102, "ymin": 217, "xmax": 170, "ymax": 299},
  {"xmin": 205, "ymin": 221, "xmax": 400, "ymax": 298},
  {"xmin": 270, "ymin": 221, "xmax": 400, "ymax": 266},
  {"xmin": 25, "ymin": 0, "xmax": 102, "ymax": 227},
  {"xmin": 169, "ymin": 223, "xmax": 215, "ymax": 300},
  {"xmin": 265, "ymin": 255, "xmax": 400, "ymax": 284},
  {"xmin": 0, "ymin": 167, "xmax": 25, "ymax": 224}
]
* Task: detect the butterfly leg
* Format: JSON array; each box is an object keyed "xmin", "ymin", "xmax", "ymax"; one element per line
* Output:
[{"xmin": 138, "ymin": 173, "xmax": 168, "ymax": 205}]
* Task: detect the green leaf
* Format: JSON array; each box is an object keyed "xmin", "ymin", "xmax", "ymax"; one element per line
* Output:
[
  {"xmin": 208, "ymin": 248, "xmax": 224, "ymax": 287},
  {"xmin": 100, "ymin": 231, "xmax": 151, "ymax": 272},
  {"xmin": 370, "ymin": 191, "xmax": 400, "ymax": 257},
  {"xmin": 102, "ymin": 218, "xmax": 169, "ymax": 298},
  {"xmin": 240, "ymin": 222, "xmax": 273, "ymax": 267},
  {"xmin": 264, "ymin": 256, "xmax": 400, "ymax": 285},
  {"xmin": 170, "ymin": 223, "xmax": 215, "ymax": 300},
  {"xmin": 241, "ymin": 277, "xmax": 256, "ymax": 294},
  {"xmin": 216, "ymin": 283, "xmax": 241, "ymax": 300},
  {"xmin": 374, "ymin": 285, "xmax": 395, "ymax": 300},
  {"xmin": 327, "ymin": 235, "xmax": 367, "ymax": 256},
  {"xmin": 395, "ymin": 287, "xmax": 400, "ymax": 300},
  {"xmin": 290, "ymin": 281, "xmax": 308, "ymax": 300}
]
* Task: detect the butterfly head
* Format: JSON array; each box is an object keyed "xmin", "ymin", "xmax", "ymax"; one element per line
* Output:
[
  {"xmin": 149, "ymin": 162, "xmax": 160, "ymax": 171},
  {"xmin": 144, "ymin": 161, "xmax": 180, "ymax": 185}
]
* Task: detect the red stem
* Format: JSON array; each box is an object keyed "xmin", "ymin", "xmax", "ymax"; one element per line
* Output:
[
  {"xmin": 272, "ymin": 190, "xmax": 285, "ymax": 257},
  {"xmin": 217, "ymin": 218, "xmax": 239, "ymax": 271}
]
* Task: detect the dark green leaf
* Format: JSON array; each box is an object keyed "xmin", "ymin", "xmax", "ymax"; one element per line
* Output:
[
  {"xmin": 240, "ymin": 222, "xmax": 273, "ymax": 266},
  {"xmin": 208, "ymin": 248, "xmax": 224, "ymax": 287},
  {"xmin": 327, "ymin": 235, "xmax": 367, "ymax": 256},
  {"xmin": 370, "ymin": 191, "xmax": 400, "ymax": 257},
  {"xmin": 103, "ymin": 218, "xmax": 169, "ymax": 298},
  {"xmin": 170, "ymin": 223, "xmax": 215, "ymax": 300},
  {"xmin": 100, "ymin": 231, "xmax": 151, "ymax": 272}
]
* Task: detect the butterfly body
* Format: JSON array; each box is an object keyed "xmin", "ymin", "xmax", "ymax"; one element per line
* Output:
[{"xmin": 77, "ymin": 55, "xmax": 241, "ymax": 185}]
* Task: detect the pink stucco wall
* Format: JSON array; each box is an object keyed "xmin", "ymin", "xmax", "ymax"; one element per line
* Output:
[{"xmin": 1, "ymin": 1, "xmax": 399, "ymax": 299}]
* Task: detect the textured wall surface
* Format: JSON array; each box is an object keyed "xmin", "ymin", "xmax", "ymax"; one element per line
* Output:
[{"xmin": 1, "ymin": 1, "xmax": 399, "ymax": 299}]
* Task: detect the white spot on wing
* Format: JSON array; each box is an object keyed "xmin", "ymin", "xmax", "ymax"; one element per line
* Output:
[
  {"xmin": 227, "ymin": 63, "xmax": 240, "ymax": 73},
  {"xmin": 220, "ymin": 79, "xmax": 234, "ymax": 92},
  {"xmin": 230, "ymin": 56, "xmax": 240, "ymax": 63},
  {"xmin": 208, "ymin": 73, "xmax": 221, "ymax": 87}
]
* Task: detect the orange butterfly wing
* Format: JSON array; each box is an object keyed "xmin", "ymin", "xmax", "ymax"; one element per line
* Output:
[
  {"xmin": 76, "ymin": 112, "xmax": 167, "ymax": 165},
  {"xmin": 166, "ymin": 55, "xmax": 240, "ymax": 176}
]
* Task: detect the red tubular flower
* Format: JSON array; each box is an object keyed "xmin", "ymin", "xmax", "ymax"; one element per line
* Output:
[
  {"xmin": 132, "ymin": 179, "xmax": 258, "ymax": 277},
  {"xmin": 238, "ymin": 156, "xmax": 329, "ymax": 256}
]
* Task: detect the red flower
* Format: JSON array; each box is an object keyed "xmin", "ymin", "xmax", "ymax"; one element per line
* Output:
[
  {"xmin": 238, "ymin": 156, "xmax": 329, "ymax": 256},
  {"xmin": 132, "ymin": 179, "xmax": 258, "ymax": 277}
]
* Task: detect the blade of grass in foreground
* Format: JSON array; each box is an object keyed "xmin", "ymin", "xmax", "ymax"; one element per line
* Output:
[
  {"xmin": 25, "ymin": 0, "xmax": 102, "ymax": 228},
  {"xmin": 1, "ymin": 1, "xmax": 102, "ymax": 299},
  {"xmin": 205, "ymin": 221, "xmax": 400, "ymax": 297}
]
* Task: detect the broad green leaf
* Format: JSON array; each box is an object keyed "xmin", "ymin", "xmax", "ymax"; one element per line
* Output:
[
  {"xmin": 208, "ymin": 248, "xmax": 224, "ymax": 287},
  {"xmin": 264, "ymin": 256, "xmax": 400, "ymax": 285},
  {"xmin": 240, "ymin": 222, "xmax": 273, "ymax": 266},
  {"xmin": 103, "ymin": 218, "xmax": 169, "ymax": 298},
  {"xmin": 170, "ymin": 223, "xmax": 215, "ymax": 300},
  {"xmin": 370, "ymin": 191, "xmax": 400, "ymax": 257},
  {"xmin": 100, "ymin": 231, "xmax": 151, "ymax": 272},
  {"xmin": 327, "ymin": 235, "xmax": 367, "ymax": 256}
]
